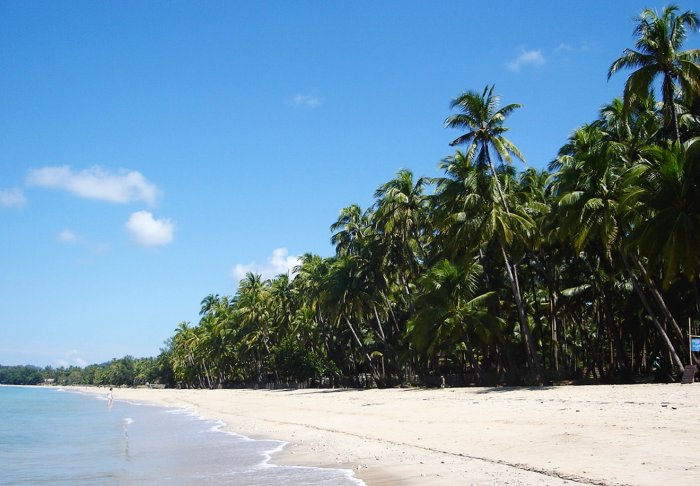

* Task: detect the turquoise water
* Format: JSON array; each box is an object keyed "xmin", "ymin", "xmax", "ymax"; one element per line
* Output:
[{"xmin": 0, "ymin": 386, "xmax": 363, "ymax": 485}]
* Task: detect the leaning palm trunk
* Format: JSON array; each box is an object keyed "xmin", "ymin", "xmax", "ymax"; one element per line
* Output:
[
  {"xmin": 499, "ymin": 243, "xmax": 547, "ymax": 385},
  {"xmin": 621, "ymin": 254, "xmax": 684, "ymax": 371},
  {"xmin": 633, "ymin": 255, "xmax": 686, "ymax": 345},
  {"xmin": 342, "ymin": 316, "xmax": 382, "ymax": 383},
  {"xmin": 201, "ymin": 359, "xmax": 213, "ymax": 389}
]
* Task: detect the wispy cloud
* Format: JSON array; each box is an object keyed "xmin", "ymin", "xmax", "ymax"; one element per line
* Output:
[
  {"xmin": 125, "ymin": 211, "xmax": 175, "ymax": 247},
  {"xmin": 57, "ymin": 229, "xmax": 80, "ymax": 244},
  {"xmin": 231, "ymin": 247, "xmax": 299, "ymax": 283},
  {"xmin": 56, "ymin": 229, "xmax": 111, "ymax": 257},
  {"xmin": 0, "ymin": 188, "xmax": 27, "ymax": 208},
  {"xmin": 27, "ymin": 165, "xmax": 160, "ymax": 206},
  {"xmin": 507, "ymin": 48, "xmax": 546, "ymax": 72},
  {"xmin": 555, "ymin": 41, "xmax": 591, "ymax": 53},
  {"xmin": 288, "ymin": 93, "xmax": 322, "ymax": 109}
]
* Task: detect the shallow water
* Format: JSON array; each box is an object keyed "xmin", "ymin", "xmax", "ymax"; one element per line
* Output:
[{"xmin": 0, "ymin": 386, "xmax": 363, "ymax": 485}]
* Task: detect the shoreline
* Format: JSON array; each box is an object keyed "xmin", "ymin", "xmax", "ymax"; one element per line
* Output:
[{"xmin": 73, "ymin": 384, "xmax": 700, "ymax": 485}]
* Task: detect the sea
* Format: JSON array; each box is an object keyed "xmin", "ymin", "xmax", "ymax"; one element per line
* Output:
[{"xmin": 0, "ymin": 386, "xmax": 364, "ymax": 485}]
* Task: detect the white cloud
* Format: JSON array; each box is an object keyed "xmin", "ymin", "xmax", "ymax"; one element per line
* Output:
[
  {"xmin": 125, "ymin": 211, "xmax": 175, "ymax": 247},
  {"xmin": 507, "ymin": 49, "xmax": 546, "ymax": 71},
  {"xmin": 58, "ymin": 229, "xmax": 80, "ymax": 244},
  {"xmin": 555, "ymin": 41, "xmax": 590, "ymax": 53},
  {"xmin": 56, "ymin": 350, "xmax": 87, "ymax": 368},
  {"xmin": 27, "ymin": 165, "xmax": 159, "ymax": 205},
  {"xmin": 288, "ymin": 93, "xmax": 322, "ymax": 109},
  {"xmin": 231, "ymin": 247, "xmax": 300, "ymax": 283},
  {"xmin": 0, "ymin": 188, "xmax": 27, "ymax": 208}
]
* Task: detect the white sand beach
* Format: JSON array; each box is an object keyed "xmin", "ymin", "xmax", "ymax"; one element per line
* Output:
[{"xmin": 75, "ymin": 384, "xmax": 700, "ymax": 485}]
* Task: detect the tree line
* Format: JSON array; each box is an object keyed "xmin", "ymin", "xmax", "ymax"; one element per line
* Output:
[{"xmin": 0, "ymin": 356, "xmax": 174, "ymax": 387}]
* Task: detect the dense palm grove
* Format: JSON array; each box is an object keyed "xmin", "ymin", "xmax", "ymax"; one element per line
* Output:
[
  {"xmin": 162, "ymin": 6, "xmax": 700, "ymax": 388},
  {"xmin": 4, "ymin": 6, "xmax": 699, "ymax": 389}
]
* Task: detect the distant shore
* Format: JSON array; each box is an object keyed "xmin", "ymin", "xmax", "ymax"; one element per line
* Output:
[{"xmin": 73, "ymin": 384, "xmax": 700, "ymax": 485}]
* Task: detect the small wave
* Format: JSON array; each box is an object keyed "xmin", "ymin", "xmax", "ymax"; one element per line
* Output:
[{"xmin": 124, "ymin": 418, "xmax": 134, "ymax": 426}]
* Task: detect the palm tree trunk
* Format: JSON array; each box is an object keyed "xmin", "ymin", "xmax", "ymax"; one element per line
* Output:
[
  {"xmin": 621, "ymin": 255, "xmax": 684, "ymax": 371},
  {"xmin": 527, "ymin": 266, "xmax": 546, "ymax": 367},
  {"xmin": 596, "ymin": 278, "xmax": 628, "ymax": 376},
  {"xmin": 663, "ymin": 76, "xmax": 681, "ymax": 144},
  {"xmin": 499, "ymin": 242, "xmax": 547, "ymax": 385},
  {"xmin": 372, "ymin": 305, "xmax": 387, "ymax": 342},
  {"xmin": 532, "ymin": 255, "xmax": 561, "ymax": 374},
  {"xmin": 483, "ymin": 151, "xmax": 547, "ymax": 385},
  {"xmin": 464, "ymin": 336, "xmax": 482, "ymax": 384},
  {"xmin": 633, "ymin": 255, "xmax": 685, "ymax": 345},
  {"xmin": 372, "ymin": 305, "xmax": 390, "ymax": 378},
  {"xmin": 342, "ymin": 316, "xmax": 381, "ymax": 382},
  {"xmin": 549, "ymin": 286, "xmax": 560, "ymax": 373},
  {"xmin": 201, "ymin": 360, "xmax": 213, "ymax": 389}
]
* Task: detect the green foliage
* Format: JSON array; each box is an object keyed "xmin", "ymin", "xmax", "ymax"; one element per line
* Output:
[
  {"xmin": 0, "ymin": 356, "xmax": 173, "ymax": 387},
  {"xmin": 0, "ymin": 365, "xmax": 44, "ymax": 385},
  {"xmin": 272, "ymin": 340, "xmax": 339, "ymax": 382}
]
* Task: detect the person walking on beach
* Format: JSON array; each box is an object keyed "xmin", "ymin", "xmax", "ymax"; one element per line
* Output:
[{"xmin": 107, "ymin": 387, "xmax": 113, "ymax": 408}]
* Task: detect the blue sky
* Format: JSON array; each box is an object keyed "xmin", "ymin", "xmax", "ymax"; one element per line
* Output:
[{"xmin": 1, "ymin": 1, "xmax": 694, "ymax": 367}]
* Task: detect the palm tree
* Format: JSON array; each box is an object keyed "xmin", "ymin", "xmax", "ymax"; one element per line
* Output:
[
  {"xmin": 408, "ymin": 258, "xmax": 501, "ymax": 383},
  {"xmin": 330, "ymin": 204, "xmax": 371, "ymax": 257},
  {"xmin": 235, "ymin": 273, "xmax": 276, "ymax": 381},
  {"xmin": 324, "ymin": 254, "xmax": 383, "ymax": 383},
  {"xmin": 445, "ymin": 87, "xmax": 547, "ymax": 384},
  {"xmin": 293, "ymin": 254, "xmax": 341, "ymax": 375},
  {"xmin": 374, "ymin": 169, "xmax": 429, "ymax": 261},
  {"xmin": 446, "ymin": 85, "xmax": 526, "ymax": 208},
  {"xmin": 625, "ymin": 139, "xmax": 700, "ymax": 286},
  {"xmin": 199, "ymin": 294, "xmax": 220, "ymax": 317},
  {"xmin": 374, "ymin": 169, "xmax": 430, "ymax": 302},
  {"xmin": 608, "ymin": 5, "xmax": 700, "ymax": 142}
]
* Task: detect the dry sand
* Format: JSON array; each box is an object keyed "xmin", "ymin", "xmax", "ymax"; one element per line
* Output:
[{"xmin": 75, "ymin": 384, "xmax": 700, "ymax": 485}]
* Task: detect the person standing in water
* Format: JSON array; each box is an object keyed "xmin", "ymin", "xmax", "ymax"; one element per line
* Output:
[{"xmin": 107, "ymin": 387, "xmax": 113, "ymax": 408}]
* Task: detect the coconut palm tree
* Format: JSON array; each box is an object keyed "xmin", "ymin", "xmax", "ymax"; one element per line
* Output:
[
  {"xmin": 374, "ymin": 169, "xmax": 430, "ymax": 265},
  {"xmin": 625, "ymin": 139, "xmax": 700, "ymax": 286},
  {"xmin": 608, "ymin": 5, "xmax": 700, "ymax": 142},
  {"xmin": 330, "ymin": 205, "xmax": 369, "ymax": 257},
  {"xmin": 408, "ymin": 258, "xmax": 501, "ymax": 383},
  {"xmin": 445, "ymin": 87, "xmax": 547, "ymax": 384},
  {"xmin": 446, "ymin": 85, "xmax": 526, "ymax": 208}
]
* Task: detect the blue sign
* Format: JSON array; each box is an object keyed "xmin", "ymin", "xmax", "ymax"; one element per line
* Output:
[{"xmin": 692, "ymin": 337, "xmax": 700, "ymax": 352}]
